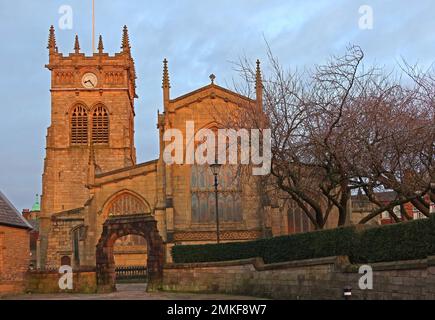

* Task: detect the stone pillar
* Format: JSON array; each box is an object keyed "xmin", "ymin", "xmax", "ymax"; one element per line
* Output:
[
  {"xmin": 165, "ymin": 207, "xmax": 174, "ymax": 239},
  {"xmin": 36, "ymin": 216, "xmax": 51, "ymax": 269},
  {"xmin": 154, "ymin": 209, "xmax": 167, "ymax": 241},
  {"xmin": 96, "ymin": 247, "xmax": 116, "ymax": 293}
]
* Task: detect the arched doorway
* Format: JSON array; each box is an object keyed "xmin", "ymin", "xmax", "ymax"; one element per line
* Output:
[
  {"xmin": 96, "ymin": 214, "xmax": 164, "ymax": 293},
  {"xmin": 114, "ymin": 234, "xmax": 148, "ymax": 284}
]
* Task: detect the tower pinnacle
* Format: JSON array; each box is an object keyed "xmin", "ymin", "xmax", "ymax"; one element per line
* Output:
[
  {"xmin": 162, "ymin": 58, "xmax": 170, "ymax": 110},
  {"xmin": 255, "ymin": 59, "xmax": 263, "ymax": 110},
  {"xmin": 162, "ymin": 58, "xmax": 170, "ymax": 89},
  {"xmin": 47, "ymin": 25, "xmax": 57, "ymax": 53},
  {"xmin": 255, "ymin": 59, "xmax": 262, "ymax": 88},
  {"xmin": 74, "ymin": 35, "xmax": 81, "ymax": 54},
  {"xmin": 98, "ymin": 35, "xmax": 104, "ymax": 54},
  {"xmin": 121, "ymin": 25, "xmax": 131, "ymax": 53}
]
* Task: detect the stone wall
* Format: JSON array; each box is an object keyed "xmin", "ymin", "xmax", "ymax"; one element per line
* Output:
[
  {"xmin": 25, "ymin": 269, "xmax": 97, "ymax": 294},
  {"xmin": 44, "ymin": 213, "xmax": 83, "ymax": 268},
  {"xmin": 162, "ymin": 256, "xmax": 435, "ymax": 300},
  {"xmin": 0, "ymin": 225, "xmax": 30, "ymax": 296}
]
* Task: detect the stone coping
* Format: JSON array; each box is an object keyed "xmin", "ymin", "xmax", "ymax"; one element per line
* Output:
[
  {"xmin": 28, "ymin": 267, "xmax": 96, "ymax": 274},
  {"xmin": 165, "ymin": 255, "xmax": 435, "ymax": 273},
  {"xmin": 106, "ymin": 213, "xmax": 156, "ymax": 223},
  {"xmin": 95, "ymin": 159, "xmax": 158, "ymax": 178},
  {"xmin": 51, "ymin": 207, "xmax": 85, "ymax": 219},
  {"xmin": 164, "ymin": 256, "xmax": 349, "ymax": 271},
  {"xmin": 344, "ymin": 256, "xmax": 434, "ymax": 273}
]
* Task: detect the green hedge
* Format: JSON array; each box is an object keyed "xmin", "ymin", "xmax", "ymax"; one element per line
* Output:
[
  {"xmin": 172, "ymin": 214, "xmax": 435, "ymax": 264},
  {"xmin": 352, "ymin": 216, "xmax": 435, "ymax": 263}
]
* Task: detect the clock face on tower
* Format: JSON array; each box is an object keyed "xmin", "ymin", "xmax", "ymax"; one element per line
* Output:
[{"xmin": 81, "ymin": 73, "xmax": 98, "ymax": 88}]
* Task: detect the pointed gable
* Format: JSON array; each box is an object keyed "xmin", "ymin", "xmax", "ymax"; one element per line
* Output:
[
  {"xmin": 169, "ymin": 83, "xmax": 255, "ymax": 111},
  {"xmin": 0, "ymin": 191, "xmax": 32, "ymax": 229}
]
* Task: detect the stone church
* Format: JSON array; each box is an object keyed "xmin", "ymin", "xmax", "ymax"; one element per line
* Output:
[{"xmin": 37, "ymin": 26, "xmax": 295, "ymax": 271}]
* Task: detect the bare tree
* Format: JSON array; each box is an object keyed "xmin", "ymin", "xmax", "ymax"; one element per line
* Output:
[
  {"xmin": 222, "ymin": 44, "xmax": 434, "ymax": 229},
  {"xmin": 348, "ymin": 77, "xmax": 434, "ymax": 223}
]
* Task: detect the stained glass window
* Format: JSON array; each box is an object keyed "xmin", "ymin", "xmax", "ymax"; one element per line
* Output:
[{"xmin": 191, "ymin": 165, "xmax": 242, "ymax": 223}]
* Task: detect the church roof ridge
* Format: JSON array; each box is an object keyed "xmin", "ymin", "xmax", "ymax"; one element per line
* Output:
[
  {"xmin": 170, "ymin": 83, "xmax": 255, "ymax": 104},
  {"xmin": 95, "ymin": 159, "xmax": 158, "ymax": 179}
]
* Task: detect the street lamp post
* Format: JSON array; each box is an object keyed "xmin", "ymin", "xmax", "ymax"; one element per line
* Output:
[
  {"xmin": 210, "ymin": 162, "xmax": 222, "ymax": 244},
  {"xmin": 430, "ymin": 183, "xmax": 435, "ymax": 214}
]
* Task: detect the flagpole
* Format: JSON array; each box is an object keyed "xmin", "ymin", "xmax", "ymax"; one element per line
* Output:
[{"xmin": 92, "ymin": 0, "xmax": 95, "ymax": 53}]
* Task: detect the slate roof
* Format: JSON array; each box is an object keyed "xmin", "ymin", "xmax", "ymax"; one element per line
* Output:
[
  {"xmin": 0, "ymin": 191, "xmax": 33, "ymax": 229},
  {"xmin": 376, "ymin": 191, "xmax": 398, "ymax": 202},
  {"xmin": 352, "ymin": 190, "xmax": 397, "ymax": 203}
]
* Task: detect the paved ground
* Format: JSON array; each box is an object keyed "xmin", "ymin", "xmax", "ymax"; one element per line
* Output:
[{"xmin": 3, "ymin": 283, "xmax": 263, "ymax": 300}]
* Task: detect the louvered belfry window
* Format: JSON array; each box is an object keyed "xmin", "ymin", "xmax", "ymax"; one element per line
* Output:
[
  {"xmin": 71, "ymin": 105, "xmax": 88, "ymax": 145},
  {"xmin": 92, "ymin": 105, "xmax": 109, "ymax": 144}
]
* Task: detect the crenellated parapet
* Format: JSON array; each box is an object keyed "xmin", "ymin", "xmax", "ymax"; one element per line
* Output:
[{"xmin": 45, "ymin": 26, "xmax": 137, "ymax": 103}]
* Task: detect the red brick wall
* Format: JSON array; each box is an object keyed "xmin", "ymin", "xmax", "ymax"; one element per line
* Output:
[{"xmin": 0, "ymin": 225, "xmax": 30, "ymax": 295}]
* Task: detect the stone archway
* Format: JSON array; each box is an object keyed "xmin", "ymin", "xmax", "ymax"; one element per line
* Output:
[{"xmin": 96, "ymin": 214, "xmax": 164, "ymax": 292}]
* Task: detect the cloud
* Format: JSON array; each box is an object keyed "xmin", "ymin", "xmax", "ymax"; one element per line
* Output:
[{"xmin": 0, "ymin": 0, "xmax": 434, "ymax": 210}]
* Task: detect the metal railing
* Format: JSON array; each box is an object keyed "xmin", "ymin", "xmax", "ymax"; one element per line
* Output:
[{"xmin": 115, "ymin": 265, "xmax": 147, "ymax": 283}]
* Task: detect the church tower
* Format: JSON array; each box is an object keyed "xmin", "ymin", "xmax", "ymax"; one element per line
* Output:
[{"xmin": 41, "ymin": 26, "xmax": 137, "ymax": 216}]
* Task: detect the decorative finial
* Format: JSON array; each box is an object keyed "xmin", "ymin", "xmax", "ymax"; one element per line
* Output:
[
  {"xmin": 162, "ymin": 58, "xmax": 170, "ymax": 89},
  {"xmin": 47, "ymin": 25, "xmax": 57, "ymax": 51},
  {"xmin": 256, "ymin": 59, "xmax": 262, "ymax": 86},
  {"xmin": 209, "ymin": 74, "xmax": 216, "ymax": 84},
  {"xmin": 98, "ymin": 35, "xmax": 104, "ymax": 54},
  {"xmin": 74, "ymin": 34, "xmax": 80, "ymax": 54},
  {"xmin": 255, "ymin": 59, "xmax": 263, "ymax": 109},
  {"xmin": 121, "ymin": 25, "xmax": 131, "ymax": 53}
]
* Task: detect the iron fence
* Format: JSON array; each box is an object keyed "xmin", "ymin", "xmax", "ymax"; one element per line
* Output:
[{"xmin": 115, "ymin": 265, "xmax": 147, "ymax": 283}]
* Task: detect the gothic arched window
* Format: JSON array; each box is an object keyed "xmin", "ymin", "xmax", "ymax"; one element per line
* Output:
[
  {"xmin": 190, "ymin": 165, "xmax": 242, "ymax": 223},
  {"xmin": 106, "ymin": 192, "xmax": 150, "ymax": 217},
  {"xmin": 92, "ymin": 105, "xmax": 109, "ymax": 144},
  {"xmin": 71, "ymin": 105, "xmax": 88, "ymax": 145}
]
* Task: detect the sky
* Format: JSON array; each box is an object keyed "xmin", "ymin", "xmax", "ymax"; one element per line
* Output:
[{"xmin": 0, "ymin": 0, "xmax": 434, "ymax": 211}]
